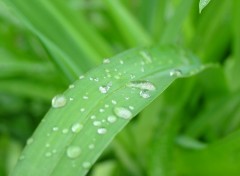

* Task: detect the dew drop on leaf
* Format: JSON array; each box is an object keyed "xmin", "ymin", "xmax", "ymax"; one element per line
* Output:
[
  {"xmin": 140, "ymin": 90, "xmax": 151, "ymax": 99},
  {"xmin": 97, "ymin": 128, "xmax": 107, "ymax": 134},
  {"xmin": 126, "ymin": 81, "xmax": 156, "ymax": 91},
  {"xmin": 69, "ymin": 84, "xmax": 75, "ymax": 89},
  {"xmin": 52, "ymin": 94, "xmax": 67, "ymax": 108},
  {"xmin": 45, "ymin": 152, "xmax": 52, "ymax": 157},
  {"xmin": 66, "ymin": 146, "xmax": 81, "ymax": 159},
  {"xmin": 82, "ymin": 162, "xmax": 91, "ymax": 169},
  {"xmin": 107, "ymin": 115, "xmax": 117, "ymax": 123},
  {"xmin": 71, "ymin": 123, "xmax": 83, "ymax": 133},
  {"xmin": 62, "ymin": 128, "xmax": 69, "ymax": 134},
  {"xmin": 113, "ymin": 107, "xmax": 132, "ymax": 119},
  {"xmin": 93, "ymin": 121, "xmax": 102, "ymax": 127},
  {"xmin": 169, "ymin": 69, "xmax": 182, "ymax": 77},
  {"xmin": 103, "ymin": 58, "xmax": 110, "ymax": 64},
  {"xmin": 88, "ymin": 144, "xmax": 95, "ymax": 150},
  {"xmin": 26, "ymin": 138, "xmax": 33, "ymax": 145},
  {"xmin": 99, "ymin": 85, "xmax": 110, "ymax": 94}
]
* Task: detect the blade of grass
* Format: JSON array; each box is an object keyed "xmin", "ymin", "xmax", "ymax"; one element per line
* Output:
[
  {"xmin": 160, "ymin": 0, "xmax": 194, "ymax": 44},
  {"xmin": 4, "ymin": 0, "xmax": 108, "ymax": 81},
  {"xmin": 11, "ymin": 45, "xmax": 203, "ymax": 176},
  {"xmin": 199, "ymin": 0, "xmax": 211, "ymax": 13},
  {"xmin": 102, "ymin": 0, "xmax": 152, "ymax": 47}
]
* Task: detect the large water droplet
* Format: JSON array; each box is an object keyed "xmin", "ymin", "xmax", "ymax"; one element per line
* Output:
[
  {"xmin": 126, "ymin": 81, "xmax": 156, "ymax": 91},
  {"xmin": 99, "ymin": 83, "xmax": 112, "ymax": 94},
  {"xmin": 52, "ymin": 94, "xmax": 67, "ymax": 108},
  {"xmin": 97, "ymin": 128, "xmax": 107, "ymax": 134},
  {"xmin": 66, "ymin": 146, "xmax": 81, "ymax": 159},
  {"xmin": 113, "ymin": 107, "xmax": 132, "ymax": 119},
  {"xmin": 140, "ymin": 90, "xmax": 151, "ymax": 99},
  {"xmin": 170, "ymin": 69, "xmax": 182, "ymax": 77},
  {"xmin": 107, "ymin": 115, "xmax": 117, "ymax": 123},
  {"xmin": 71, "ymin": 123, "xmax": 83, "ymax": 133}
]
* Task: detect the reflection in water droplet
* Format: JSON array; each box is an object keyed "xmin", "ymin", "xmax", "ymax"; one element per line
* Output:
[
  {"xmin": 170, "ymin": 69, "xmax": 182, "ymax": 77},
  {"xmin": 71, "ymin": 123, "xmax": 83, "ymax": 133},
  {"xmin": 97, "ymin": 128, "xmax": 107, "ymax": 134},
  {"xmin": 52, "ymin": 94, "xmax": 67, "ymax": 108},
  {"xmin": 140, "ymin": 90, "xmax": 151, "ymax": 99},
  {"xmin": 113, "ymin": 107, "xmax": 132, "ymax": 120},
  {"xmin": 126, "ymin": 81, "xmax": 156, "ymax": 91},
  {"xmin": 107, "ymin": 115, "xmax": 117, "ymax": 123},
  {"xmin": 66, "ymin": 146, "xmax": 81, "ymax": 159}
]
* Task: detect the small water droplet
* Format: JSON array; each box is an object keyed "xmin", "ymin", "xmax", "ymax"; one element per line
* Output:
[
  {"xmin": 69, "ymin": 84, "xmax": 75, "ymax": 89},
  {"xmin": 45, "ymin": 143, "xmax": 50, "ymax": 148},
  {"xmin": 113, "ymin": 107, "xmax": 132, "ymax": 120},
  {"xmin": 170, "ymin": 69, "xmax": 182, "ymax": 77},
  {"xmin": 45, "ymin": 152, "xmax": 52, "ymax": 157},
  {"xmin": 125, "ymin": 97, "xmax": 129, "ymax": 100},
  {"xmin": 71, "ymin": 123, "xmax": 83, "ymax": 133},
  {"xmin": 26, "ymin": 138, "xmax": 33, "ymax": 145},
  {"xmin": 103, "ymin": 58, "xmax": 110, "ymax": 64},
  {"xmin": 104, "ymin": 104, "xmax": 109, "ymax": 108},
  {"xmin": 62, "ymin": 128, "xmax": 69, "ymax": 134},
  {"xmin": 83, "ymin": 96, "xmax": 89, "ymax": 100},
  {"xmin": 129, "ymin": 106, "xmax": 134, "ymax": 110},
  {"xmin": 82, "ymin": 161, "xmax": 91, "ymax": 169},
  {"xmin": 79, "ymin": 75, "xmax": 85, "ymax": 79},
  {"xmin": 111, "ymin": 100, "xmax": 117, "ymax": 104},
  {"xmin": 53, "ymin": 127, "xmax": 59, "ymax": 131},
  {"xmin": 88, "ymin": 144, "xmax": 95, "ymax": 149},
  {"xmin": 97, "ymin": 128, "xmax": 107, "ymax": 134},
  {"xmin": 140, "ymin": 90, "xmax": 151, "ymax": 99},
  {"xmin": 52, "ymin": 149, "xmax": 57, "ymax": 154},
  {"xmin": 99, "ymin": 85, "xmax": 110, "ymax": 94},
  {"xmin": 90, "ymin": 115, "xmax": 96, "ymax": 120},
  {"xmin": 69, "ymin": 97, "xmax": 74, "ymax": 101},
  {"xmin": 52, "ymin": 94, "xmax": 67, "ymax": 108},
  {"xmin": 66, "ymin": 146, "xmax": 81, "ymax": 159},
  {"xmin": 99, "ymin": 108, "xmax": 105, "ymax": 113},
  {"xmin": 93, "ymin": 121, "xmax": 102, "ymax": 127},
  {"xmin": 80, "ymin": 108, "xmax": 85, "ymax": 112},
  {"xmin": 107, "ymin": 115, "xmax": 117, "ymax": 123},
  {"xmin": 120, "ymin": 60, "xmax": 124, "ymax": 64},
  {"xmin": 126, "ymin": 81, "xmax": 156, "ymax": 91}
]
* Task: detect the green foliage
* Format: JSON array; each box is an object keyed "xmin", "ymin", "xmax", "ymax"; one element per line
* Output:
[{"xmin": 0, "ymin": 0, "xmax": 239, "ymax": 176}]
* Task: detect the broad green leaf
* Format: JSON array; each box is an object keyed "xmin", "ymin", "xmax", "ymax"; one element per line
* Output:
[
  {"xmin": 199, "ymin": 0, "xmax": 211, "ymax": 13},
  {"xmin": 5, "ymin": 0, "xmax": 112, "ymax": 81},
  {"xmin": 11, "ymin": 45, "xmax": 203, "ymax": 176}
]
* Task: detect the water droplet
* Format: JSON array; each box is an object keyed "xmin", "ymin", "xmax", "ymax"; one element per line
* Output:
[
  {"xmin": 140, "ymin": 90, "xmax": 151, "ymax": 99},
  {"xmin": 45, "ymin": 152, "xmax": 52, "ymax": 157},
  {"xmin": 80, "ymin": 108, "xmax": 85, "ymax": 112},
  {"xmin": 170, "ymin": 69, "xmax": 182, "ymax": 77},
  {"xmin": 90, "ymin": 115, "xmax": 96, "ymax": 120},
  {"xmin": 52, "ymin": 94, "xmax": 67, "ymax": 108},
  {"xmin": 120, "ymin": 60, "xmax": 124, "ymax": 64},
  {"xmin": 26, "ymin": 138, "xmax": 33, "ymax": 145},
  {"xmin": 126, "ymin": 81, "xmax": 156, "ymax": 91},
  {"xmin": 107, "ymin": 115, "xmax": 117, "ymax": 123},
  {"xmin": 53, "ymin": 127, "xmax": 59, "ymax": 131},
  {"xmin": 113, "ymin": 107, "xmax": 132, "ymax": 119},
  {"xmin": 82, "ymin": 161, "xmax": 91, "ymax": 169},
  {"xmin": 104, "ymin": 104, "xmax": 109, "ymax": 108},
  {"xmin": 66, "ymin": 146, "xmax": 81, "ymax": 159},
  {"xmin": 129, "ymin": 106, "xmax": 134, "ymax": 110},
  {"xmin": 97, "ymin": 128, "xmax": 107, "ymax": 134},
  {"xmin": 45, "ymin": 143, "xmax": 50, "ymax": 148},
  {"xmin": 52, "ymin": 149, "xmax": 57, "ymax": 154},
  {"xmin": 125, "ymin": 97, "xmax": 129, "ymax": 100},
  {"xmin": 83, "ymin": 96, "xmax": 89, "ymax": 100},
  {"xmin": 69, "ymin": 97, "xmax": 74, "ymax": 101},
  {"xmin": 69, "ymin": 84, "xmax": 75, "ymax": 89},
  {"xmin": 71, "ymin": 123, "xmax": 83, "ymax": 133},
  {"xmin": 111, "ymin": 100, "xmax": 117, "ymax": 104},
  {"xmin": 88, "ymin": 144, "xmax": 95, "ymax": 149},
  {"xmin": 93, "ymin": 121, "xmax": 102, "ymax": 127},
  {"xmin": 130, "ymin": 74, "xmax": 136, "ymax": 79},
  {"xmin": 99, "ymin": 108, "xmax": 105, "ymax": 113},
  {"xmin": 103, "ymin": 58, "xmax": 110, "ymax": 64},
  {"xmin": 94, "ymin": 78, "xmax": 99, "ymax": 82},
  {"xmin": 79, "ymin": 75, "xmax": 85, "ymax": 79},
  {"xmin": 99, "ymin": 85, "xmax": 110, "ymax": 94},
  {"xmin": 62, "ymin": 128, "xmax": 69, "ymax": 134}
]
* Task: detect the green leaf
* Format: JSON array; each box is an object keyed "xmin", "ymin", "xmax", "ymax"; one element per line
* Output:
[
  {"xmin": 199, "ymin": 0, "xmax": 211, "ymax": 13},
  {"xmin": 11, "ymin": 45, "xmax": 203, "ymax": 176}
]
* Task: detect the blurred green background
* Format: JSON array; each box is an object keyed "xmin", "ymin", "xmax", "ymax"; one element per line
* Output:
[{"xmin": 1, "ymin": 0, "xmax": 240, "ymax": 175}]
